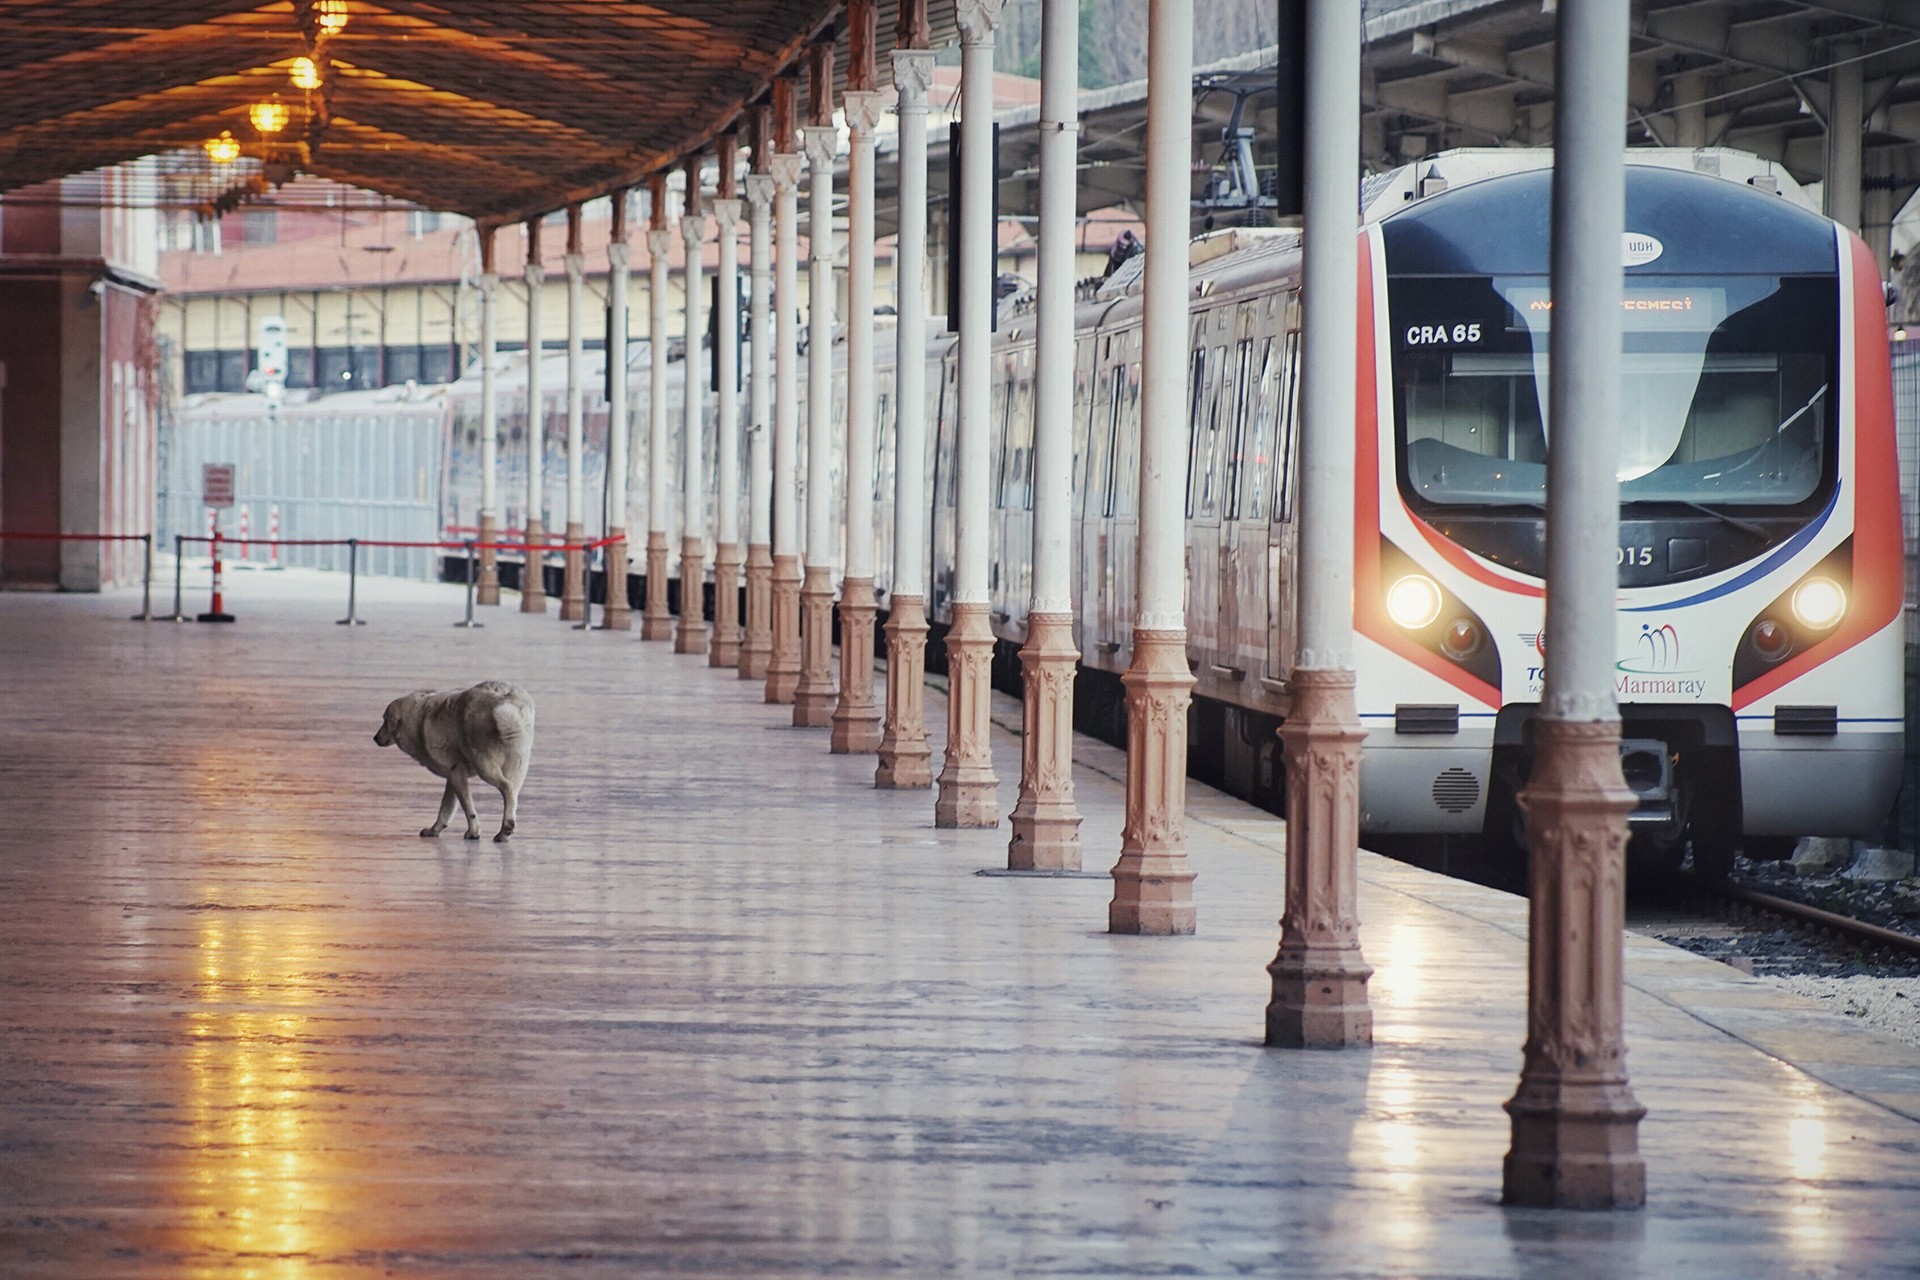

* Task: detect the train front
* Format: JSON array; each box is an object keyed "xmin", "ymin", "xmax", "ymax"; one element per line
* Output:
[{"xmin": 1357, "ymin": 160, "xmax": 1904, "ymax": 873}]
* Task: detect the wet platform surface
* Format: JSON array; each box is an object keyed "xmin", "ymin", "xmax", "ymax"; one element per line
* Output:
[{"xmin": 5, "ymin": 569, "xmax": 1920, "ymax": 1277}]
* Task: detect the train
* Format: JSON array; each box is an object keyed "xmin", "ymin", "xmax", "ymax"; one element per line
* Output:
[{"xmin": 427, "ymin": 146, "xmax": 1903, "ymax": 875}]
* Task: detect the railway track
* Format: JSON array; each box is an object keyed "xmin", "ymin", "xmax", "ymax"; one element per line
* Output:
[{"xmin": 1630, "ymin": 871, "xmax": 1920, "ymax": 978}]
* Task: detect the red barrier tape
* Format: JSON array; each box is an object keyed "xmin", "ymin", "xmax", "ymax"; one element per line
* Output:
[
  {"xmin": 0, "ymin": 530, "xmax": 150, "ymax": 542},
  {"xmin": 178, "ymin": 534, "xmax": 627, "ymax": 553}
]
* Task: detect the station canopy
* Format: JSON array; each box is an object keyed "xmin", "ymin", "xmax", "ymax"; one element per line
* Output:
[{"xmin": 0, "ymin": 1, "xmax": 952, "ymax": 224}]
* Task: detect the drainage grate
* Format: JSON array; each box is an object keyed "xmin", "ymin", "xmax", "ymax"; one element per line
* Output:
[{"xmin": 1431, "ymin": 767, "xmax": 1481, "ymax": 814}]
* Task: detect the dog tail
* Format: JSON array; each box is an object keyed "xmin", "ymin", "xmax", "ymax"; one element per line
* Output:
[{"xmin": 493, "ymin": 696, "xmax": 534, "ymax": 746}]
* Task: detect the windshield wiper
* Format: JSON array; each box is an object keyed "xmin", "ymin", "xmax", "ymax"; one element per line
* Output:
[{"xmin": 1674, "ymin": 500, "xmax": 1770, "ymax": 538}]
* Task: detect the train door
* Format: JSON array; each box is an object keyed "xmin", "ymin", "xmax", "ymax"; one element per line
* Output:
[
  {"xmin": 995, "ymin": 346, "xmax": 1035, "ymax": 634},
  {"xmin": 1266, "ymin": 293, "xmax": 1304, "ymax": 682},
  {"xmin": 1185, "ymin": 307, "xmax": 1229, "ymax": 667}
]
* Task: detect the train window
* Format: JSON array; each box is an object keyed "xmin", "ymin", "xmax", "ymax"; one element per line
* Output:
[
  {"xmin": 1185, "ymin": 345, "xmax": 1209, "ymax": 518},
  {"xmin": 1223, "ymin": 338, "xmax": 1254, "ymax": 519},
  {"xmin": 1114, "ymin": 360, "xmax": 1142, "ymax": 518},
  {"xmin": 1101, "ymin": 364, "xmax": 1126, "ymax": 518},
  {"xmin": 1074, "ymin": 342, "xmax": 1095, "ymax": 517},
  {"xmin": 875, "ymin": 389, "xmax": 892, "ymax": 500},
  {"xmin": 1274, "ymin": 330, "xmax": 1301, "ymax": 522}
]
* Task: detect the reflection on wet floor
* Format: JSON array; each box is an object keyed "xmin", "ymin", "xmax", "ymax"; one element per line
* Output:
[{"xmin": 5, "ymin": 572, "xmax": 1920, "ymax": 1278}]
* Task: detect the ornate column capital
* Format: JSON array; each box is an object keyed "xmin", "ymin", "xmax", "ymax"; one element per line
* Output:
[
  {"xmin": 711, "ymin": 197, "xmax": 743, "ymax": 234},
  {"xmin": 802, "ymin": 125, "xmax": 838, "ymax": 170},
  {"xmin": 606, "ymin": 241, "xmax": 629, "ymax": 271},
  {"xmin": 842, "ymin": 89, "xmax": 888, "ymax": 137},
  {"xmin": 956, "ymin": 0, "xmax": 1004, "ymax": 45},
  {"xmin": 769, "ymin": 151, "xmax": 803, "ymax": 192},
  {"xmin": 680, "ymin": 211, "xmax": 709, "ymax": 246},
  {"xmin": 524, "ymin": 261, "xmax": 546, "ymax": 287},
  {"xmin": 744, "ymin": 172, "xmax": 776, "ymax": 211},
  {"xmin": 892, "ymin": 48, "xmax": 935, "ymax": 106},
  {"xmin": 563, "ymin": 251, "xmax": 584, "ymax": 282},
  {"xmin": 646, "ymin": 227, "xmax": 672, "ymax": 259},
  {"xmin": 478, "ymin": 270, "xmax": 499, "ymax": 296}
]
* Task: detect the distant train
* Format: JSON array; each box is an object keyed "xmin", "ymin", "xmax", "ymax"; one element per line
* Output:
[{"xmin": 432, "ymin": 147, "xmax": 1905, "ymax": 874}]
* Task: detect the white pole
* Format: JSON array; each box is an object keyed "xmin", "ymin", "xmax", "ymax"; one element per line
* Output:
[
  {"xmin": 768, "ymin": 143, "xmax": 806, "ymax": 702},
  {"xmin": 1267, "ymin": 0, "xmax": 1372, "ymax": 1040},
  {"xmin": 936, "ymin": 0, "xmax": 1005, "ymax": 827},
  {"xmin": 794, "ymin": 122, "xmax": 842, "ymax": 725},
  {"xmin": 603, "ymin": 192, "xmax": 634, "ymax": 631},
  {"xmin": 1502, "ymin": 0, "xmax": 1645, "ymax": 1210},
  {"xmin": 742, "ymin": 168, "xmax": 777, "ymax": 680},
  {"xmin": 561, "ymin": 241, "xmax": 588, "ymax": 620},
  {"xmin": 521, "ymin": 231, "xmax": 548, "ymax": 613},
  {"xmin": 678, "ymin": 181, "xmax": 710, "ymax": 655},
  {"xmin": 877, "ymin": 46, "xmax": 938, "ymax": 790},
  {"xmin": 1107, "ymin": 0, "xmax": 1194, "ymax": 932},
  {"xmin": 643, "ymin": 199, "xmax": 675, "ymax": 639},
  {"xmin": 477, "ymin": 257, "xmax": 501, "ymax": 604},
  {"xmin": 1007, "ymin": 0, "xmax": 1083, "ymax": 867},
  {"xmin": 713, "ymin": 188, "xmax": 744, "ymax": 666}
]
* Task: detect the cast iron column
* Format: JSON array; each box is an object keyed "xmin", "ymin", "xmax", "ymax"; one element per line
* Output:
[
  {"xmin": 642, "ymin": 177, "xmax": 675, "ymax": 639},
  {"xmin": 936, "ymin": 0, "xmax": 1005, "ymax": 827},
  {"xmin": 676, "ymin": 162, "xmax": 711, "ymax": 656},
  {"xmin": 794, "ymin": 117, "xmax": 841, "ymax": 726},
  {"xmin": 1502, "ymin": 0, "xmax": 1646, "ymax": 1211},
  {"xmin": 767, "ymin": 119, "xmax": 805, "ymax": 704},
  {"xmin": 521, "ymin": 220, "xmax": 548, "ymax": 614},
  {"xmin": 1266, "ymin": 0, "xmax": 1373, "ymax": 1041},
  {"xmin": 476, "ymin": 227, "xmax": 501, "ymax": 605},
  {"xmin": 559, "ymin": 206, "xmax": 588, "ymax": 622},
  {"xmin": 877, "ymin": 42, "xmax": 937, "ymax": 790},
  {"xmin": 742, "ymin": 160, "xmax": 776, "ymax": 680},
  {"xmin": 600, "ymin": 193, "xmax": 633, "ymax": 630},
  {"xmin": 1008, "ymin": 0, "xmax": 1084, "ymax": 869},
  {"xmin": 712, "ymin": 159, "xmax": 744, "ymax": 667}
]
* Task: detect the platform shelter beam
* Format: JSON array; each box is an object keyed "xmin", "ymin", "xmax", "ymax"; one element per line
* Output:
[
  {"xmin": 795, "ymin": 41, "xmax": 841, "ymax": 728},
  {"xmin": 1266, "ymin": 0, "xmax": 1373, "ymax": 1039},
  {"xmin": 1825, "ymin": 41, "xmax": 1864, "ymax": 235},
  {"xmin": 644, "ymin": 173, "xmax": 676, "ymax": 640},
  {"xmin": 877, "ymin": 12, "xmax": 936, "ymax": 791},
  {"xmin": 1502, "ymin": 0, "xmax": 1647, "ymax": 1211},
  {"xmin": 743, "ymin": 104, "xmax": 777, "ymax": 681},
  {"xmin": 1008, "ymin": 0, "xmax": 1084, "ymax": 869},
  {"xmin": 936, "ymin": 0, "xmax": 1005, "ymax": 827}
]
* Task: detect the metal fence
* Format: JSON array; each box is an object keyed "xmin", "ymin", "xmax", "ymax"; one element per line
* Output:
[{"xmin": 159, "ymin": 397, "xmax": 447, "ymax": 580}]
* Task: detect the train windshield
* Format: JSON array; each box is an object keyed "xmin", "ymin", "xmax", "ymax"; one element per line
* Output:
[{"xmin": 1392, "ymin": 273, "xmax": 1836, "ymax": 510}]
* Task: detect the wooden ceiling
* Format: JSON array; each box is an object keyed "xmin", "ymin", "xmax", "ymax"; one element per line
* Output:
[{"xmin": 0, "ymin": 1, "xmax": 941, "ymax": 224}]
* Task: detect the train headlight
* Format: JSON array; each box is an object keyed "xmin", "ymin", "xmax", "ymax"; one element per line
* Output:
[
  {"xmin": 1441, "ymin": 617, "xmax": 1482, "ymax": 660},
  {"xmin": 1790, "ymin": 577, "xmax": 1846, "ymax": 631},
  {"xmin": 1386, "ymin": 574, "xmax": 1443, "ymax": 630}
]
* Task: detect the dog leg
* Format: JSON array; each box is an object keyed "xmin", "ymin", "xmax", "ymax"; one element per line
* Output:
[
  {"xmin": 451, "ymin": 772, "xmax": 481, "ymax": 840},
  {"xmin": 494, "ymin": 779, "xmax": 518, "ymax": 842},
  {"xmin": 422, "ymin": 779, "xmax": 456, "ymax": 838}
]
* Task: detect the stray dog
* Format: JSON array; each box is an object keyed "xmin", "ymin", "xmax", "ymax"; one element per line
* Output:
[{"xmin": 374, "ymin": 681, "xmax": 534, "ymax": 842}]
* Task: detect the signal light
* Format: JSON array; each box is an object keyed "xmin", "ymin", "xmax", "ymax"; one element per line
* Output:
[
  {"xmin": 1441, "ymin": 617, "xmax": 1482, "ymax": 660},
  {"xmin": 1750, "ymin": 618, "xmax": 1791, "ymax": 662}
]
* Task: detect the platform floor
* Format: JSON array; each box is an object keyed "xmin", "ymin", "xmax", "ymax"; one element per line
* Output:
[{"xmin": 6, "ymin": 569, "xmax": 1920, "ymax": 1277}]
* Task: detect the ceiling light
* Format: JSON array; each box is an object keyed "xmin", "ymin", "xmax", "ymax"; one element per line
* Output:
[
  {"xmin": 315, "ymin": 0, "xmax": 349, "ymax": 37},
  {"xmin": 204, "ymin": 131, "xmax": 241, "ymax": 164},
  {"xmin": 250, "ymin": 100, "xmax": 290, "ymax": 135},
  {"xmin": 290, "ymin": 56, "xmax": 321, "ymax": 90}
]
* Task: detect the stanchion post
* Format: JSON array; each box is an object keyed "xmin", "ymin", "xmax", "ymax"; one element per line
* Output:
[
  {"xmin": 166, "ymin": 535, "xmax": 188, "ymax": 622},
  {"xmin": 197, "ymin": 529, "xmax": 235, "ymax": 623},
  {"xmin": 336, "ymin": 537, "xmax": 366, "ymax": 626},
  {"xmin": 130, "ymin": 533, "xmax": 154, "ymax": 621},
  {"xmin": 455, "ymin": 539, "xmax": 484, "ymax": 629}
]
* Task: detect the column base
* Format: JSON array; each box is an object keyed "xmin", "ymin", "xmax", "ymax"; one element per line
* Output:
[
  {"xmin": 559, "ymin": 521, "xmax": 587, "ymax": 621},
  {"xmin": 1108, "ymin": 629, "xmax": 1194, "ymax": 934},
  {"xmin": 1007, "ymin": 611, "xmax": 1082, "ymax": 870},
  {"xmin": 740, "ymin": 543, "xmax": 773, "ymax": 680},
  {"xmin": 710, "ymin": 544, "xmax": 742, "ymax": 667},
  {"xmin": 599, "ymin": 529, "xmax": 632, "ymax": 631},
  {"xmin": 766, "ymin": 553, "xmax": 802, "ymax": 704},
  {"xmin": 935, "ymin": 601, "xmax": 998, "ymax": 827},
  {"xmin": 792, "ymin": 564, "xmax": 837, "ymax": 727},
  {"xmin": 519, "ymin": 518, "xmax": 547, "ymax": 613},
  {"xmin": 1266, "ymin": 667, "xmax": 1373, "ymax": 1047},
  {"xmin": 476, "ymin": 513, "xmax": 501, "ymax": 606},
  {"xmin": 829, "ymin": 578, "xmax": 882, "ymax": 754},
  {"xmin": 1502, "ymin": 716, "xmax": 1645, "ymax": 1210},
  {"xmin": 674, "ymin": 536, "xmax": 708, "ymax": 654},
  {"xmin": 876, "ymin": 597, "xmax": 932, "ymax": 789},
  {"xmin": 641, "ymin": 531, "xmax": 671, "ymax": 640}
]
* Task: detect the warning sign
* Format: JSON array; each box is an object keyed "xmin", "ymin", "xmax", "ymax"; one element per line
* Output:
[{"xmin": 202, "ymin": 463, "xmax": 235, "ymax": 509}]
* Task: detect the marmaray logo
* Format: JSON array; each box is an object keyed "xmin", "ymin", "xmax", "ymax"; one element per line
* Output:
[{"xmin": 1616, "ymin": 623, "xmax": 1705, "ymax": 698}]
